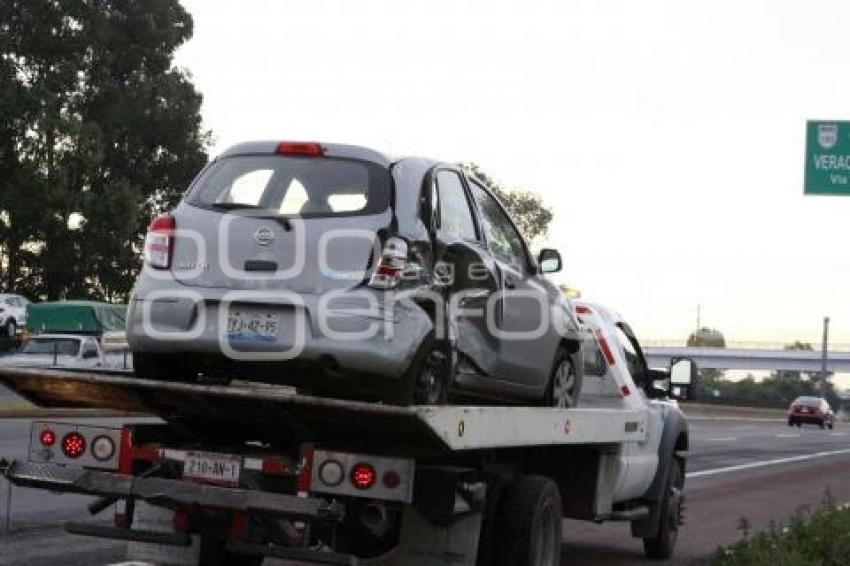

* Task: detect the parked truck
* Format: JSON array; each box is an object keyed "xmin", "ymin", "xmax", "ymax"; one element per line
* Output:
[{"xmin": 0, "ymin": 302, "xmax": 693, "ymax": 565}]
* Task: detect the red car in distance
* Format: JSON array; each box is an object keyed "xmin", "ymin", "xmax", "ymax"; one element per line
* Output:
[{"xmin": 787, "ymin": 396, "xmax": 835, "ymax": 429}]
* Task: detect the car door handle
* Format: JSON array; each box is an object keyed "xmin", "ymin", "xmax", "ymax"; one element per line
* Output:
[{"xmin": 504, "ymin": 276, "xmax": 516, "ymax": 289}]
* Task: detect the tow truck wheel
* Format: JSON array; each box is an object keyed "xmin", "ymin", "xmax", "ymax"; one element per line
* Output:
[
  {"xmin": 643, "ymin": 458, "xmax": 684, "ymax": 560},
  {"xmin": 494, "ymin": 475, "xmax": 562, "ymax": 566},
  {"xmin": 5, "ymin": 319, "xmax": 16, "ymax": 338}
]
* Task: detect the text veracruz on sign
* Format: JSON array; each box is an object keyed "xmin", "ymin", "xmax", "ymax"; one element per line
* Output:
[{"xmin": 805, "ymin": 120, "xmax": 850, "ymax": 195}]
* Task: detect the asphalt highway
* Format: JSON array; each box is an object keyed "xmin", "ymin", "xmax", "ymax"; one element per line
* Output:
[{"xmin": 0, "ymin": 416, "xmax": 848, "ymax": 565}]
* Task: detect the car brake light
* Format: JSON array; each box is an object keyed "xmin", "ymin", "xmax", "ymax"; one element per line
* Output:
[
  {"xmin": 368, "ymin": 237, "xmax": 408, "ymax": 289},
  {"xmin": 351, "ymin": 462, "xmax": 376, "ymax": 490},
  {"xmin": 276, "ymin": 141, "xmax": 323, "ymax": 156},
  {"xmin": 144, "ymin": 214, "xmax": 175, "ymax": 269},
  {"xmin": 61, "ymin": 432, "xmax": 86, "ymax": 458}
]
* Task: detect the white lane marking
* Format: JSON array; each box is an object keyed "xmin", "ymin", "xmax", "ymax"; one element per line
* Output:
[
  {"xmin": 775, "ymin": 433, "xmax": 800, "ymax": 438},
  {"xmin": 705, "ymin": 437, "xmax": 737, "ymax": 442},
  {"xmin": 688, "ymin": 448, "xmax": 850, "ymax": 479},
  {"xmin": 830, "ymin": 432, "xmax": 847, "ymax": 437}
]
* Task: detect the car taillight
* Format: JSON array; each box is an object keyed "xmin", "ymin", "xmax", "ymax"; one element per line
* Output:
[
  {"xmin": 350, "ymin": 463, "xmax": 376, "ymax": 490},
  {"xmin": 144, "ymin": 214, "xmax": 175, "ymax": 269},
  {"xmin": 276, "ymin": 141, "xmax": 323, "ymax": 156},
  {"xmin": 61, "ymin": 432, "xmax": 86, "ymax": 459},
  {"xmin": 368, "ymin": 237, "xmax": 408, "ymax": 289}
]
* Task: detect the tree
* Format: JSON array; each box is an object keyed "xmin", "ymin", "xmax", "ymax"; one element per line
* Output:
[
  {"xmin": 458, "ymin": 163, "xmax": 553, "ymax": 242},
  {"xmin": 774, "ymin": 341, "xmax": 814, "ymax": 381},
  {"xmin": 0, "ymin": 0, "xmax": 209, "ymax": 301},
  {"xmin": 687, "ymin": 327, "xmax": 726, "ymax": 384}
]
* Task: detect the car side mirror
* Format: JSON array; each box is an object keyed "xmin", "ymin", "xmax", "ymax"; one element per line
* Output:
[
  {"xmin": 667, "ymin": 358, "xmax": 698, "ymax": 400},
  {"xmin": 538, "ymin": 248, "xmax": 562, "ymax": 274}
]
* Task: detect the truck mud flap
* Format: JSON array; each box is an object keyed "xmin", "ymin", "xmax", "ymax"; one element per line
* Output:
[{"xmin": 1, "ymin": 460, "xmax": 344, "ymax": 522}]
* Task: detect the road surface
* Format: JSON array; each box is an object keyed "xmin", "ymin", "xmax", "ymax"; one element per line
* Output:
[{"xmin": 0, "ymin": 415, "xmax": 848, "ymax": 565}]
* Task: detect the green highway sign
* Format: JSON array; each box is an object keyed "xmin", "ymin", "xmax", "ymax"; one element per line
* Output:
[{"xmin": 805, "ymin": 120, "xmax": 850, "ymax": 195}]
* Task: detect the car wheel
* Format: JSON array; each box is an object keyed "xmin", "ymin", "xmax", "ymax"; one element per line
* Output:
[
  {"xmin": 412, "ymin": 347, "xmax": 449, "ymax": 405},
  {"xmin": 820, "ymin": 420, "xmax": 826, "ymax": 430},
  {"xmin": 828, "ymin": 421, "xmax": 835, "ymax": 430},
  {"xmin": 393, "ymin": 336, "xmax": 451, "ymax": 406},
  {"xmin": 787, "ymin": 419, "xmax": 794, "ymax": 427},
  {"xmin": 643, "ymin": 458, "xmax": 684, "ymax": 560},
  {"xmin": 545, "ymin": 347, "xmax": 579, "ymax": 408},
  {"xmin": 5, "ymin": 320, "xmax": 16, "ymax": 338}
]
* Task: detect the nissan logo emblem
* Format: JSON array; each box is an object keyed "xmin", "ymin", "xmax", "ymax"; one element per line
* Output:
[{"xmin": 254, "ymin": 226, "xmax": 275, "ymax": 246}]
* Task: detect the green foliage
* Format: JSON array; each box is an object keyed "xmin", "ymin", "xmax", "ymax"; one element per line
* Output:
[
  {"xmin": 687, "ymin": 327, "xmax": 726, "ymax": 382},
  {"xmin": 713, "ymin": 494, "xmax": 850, "ymax": 565},
  {"xmin": 458, "ymin": 162, "xmax": 553, "ymax": 242},
  {"xmin": 0, "ymin": 0, "xmax": 209, "ymax": 301}
]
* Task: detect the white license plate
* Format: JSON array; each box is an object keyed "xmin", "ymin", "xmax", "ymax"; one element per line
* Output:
[
  {"xmin": 183, "ymin": 452, "xmax": 242, "ymax": 486},
  {"xmin": 226, "ymin": 310, "xmax": 280, "ymax": 342}
]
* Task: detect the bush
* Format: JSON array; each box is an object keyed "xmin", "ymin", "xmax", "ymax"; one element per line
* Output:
[{"xmin": 713, "ymin": 494, "xmax": 850, "ymax": 565}]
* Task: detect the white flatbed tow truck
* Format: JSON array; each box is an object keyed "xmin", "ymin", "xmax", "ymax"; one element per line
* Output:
[{"xmin": 0, "ymin": 304, "xmax": 695, "ymax": 566}]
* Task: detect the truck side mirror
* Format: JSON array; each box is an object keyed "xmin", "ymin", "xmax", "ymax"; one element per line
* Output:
[
  {"xmin": 668, "ymin": 358, "xmax": 697, "ymax": 400},
  {"xmin": 538, "ymin": 248, "xmax": 562, "ymax": 274}
]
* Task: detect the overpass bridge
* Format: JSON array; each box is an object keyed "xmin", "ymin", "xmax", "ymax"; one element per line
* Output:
[{"xmin": 645, "ymin": 346, "xmax": 850, "ymax": 372}]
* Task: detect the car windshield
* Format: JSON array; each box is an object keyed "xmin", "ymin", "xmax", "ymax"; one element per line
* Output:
[
  {"xmin": 21, "ymin": 338, "xmax": 81, "ymax": 356},
  {"xmin": 188, "ymin": 156, "xmax": 391, "ymax": 217}
]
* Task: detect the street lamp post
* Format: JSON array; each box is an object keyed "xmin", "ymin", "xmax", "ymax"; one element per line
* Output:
[{"xmin": 821, "ymin": 316, "xmax": 830, "ymax": 391}]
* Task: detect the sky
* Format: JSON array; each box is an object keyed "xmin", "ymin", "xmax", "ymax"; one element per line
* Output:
[{"xmin": 175, "ymin": 0, "xmax": 850, "ymax": 347}]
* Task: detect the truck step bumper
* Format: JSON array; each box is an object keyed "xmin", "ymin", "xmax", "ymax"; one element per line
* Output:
[{"xmin": 2, "ymin": 460, "xmax": 344, "ymax": 521}]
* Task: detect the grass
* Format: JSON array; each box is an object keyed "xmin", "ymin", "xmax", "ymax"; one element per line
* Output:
[{"xmin": 712, "ymin": 493, "xmax": 850, "ymax": 565}]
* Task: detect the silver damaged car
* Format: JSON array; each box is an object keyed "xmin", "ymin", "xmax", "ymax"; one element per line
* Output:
[{"xmin": 128, "ymin": 141, "xmax": 583, "ymax": 406}]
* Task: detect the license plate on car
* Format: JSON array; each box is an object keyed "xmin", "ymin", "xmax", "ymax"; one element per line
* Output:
[
  {"xmin": 226, "ymin": 310, "xmax": 280, "ymax": 342},
  {"xmin": 183, "ymin": 451, "xmax": 242, "ymax": 486}
]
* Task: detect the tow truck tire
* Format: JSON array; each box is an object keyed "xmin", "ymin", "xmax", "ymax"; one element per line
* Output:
[
  {"xmin": 494, "ymin": 475, "xmax": 562, "ymax": 566},
  {"xmin": 643, "ymin": 458, "xmax": 684, "ymax": 560},
  {"xmin": 5, "ymin": 319, "xmax": 16, "ymax": 338}
]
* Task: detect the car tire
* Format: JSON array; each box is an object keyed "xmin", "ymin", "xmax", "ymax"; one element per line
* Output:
[
  {"xmin": 494, "ymin": 475, "xmax": 562, "ymax": 566},
  {"xmin": 393, "ymin": 336, "xmax": 451, "ymax": 406},
  {"xmin": 5, "ymin": 319, "xmax": 16, "ymax": 338},
  {"xmin": 820, "ymin": 421, "xmax": 826, "ymax": 430},
  {"xmin": 643, "ymin": 458, "xmax": 684, "ymax": 560},
  {"xmin": 544, "ymin": 346, "xmax": 580, "ymax": 408},
  {"xmin": 828, "ymin": 421, "xmax": 835, "ymax": 430},
  {"xmin": 787, "ymin": 419, "xmax": 794, "ymax": 427}
]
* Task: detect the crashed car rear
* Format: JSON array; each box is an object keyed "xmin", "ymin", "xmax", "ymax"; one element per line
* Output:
[{"xmin": 127, "ymin": 141, "xmax": 583, "ymax": 406}]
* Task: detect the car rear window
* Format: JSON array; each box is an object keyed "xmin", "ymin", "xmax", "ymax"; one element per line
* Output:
[
  {"xmin": 188, "ymin": 156, "xmax": 391, "ymax": 217},
  {"xmin": 795, "ymin": 397, "xmax": 821, "ymax": 406},
  {"xmin": 22, "ymin": 338, "xmax": 81, "ymax": 356}
]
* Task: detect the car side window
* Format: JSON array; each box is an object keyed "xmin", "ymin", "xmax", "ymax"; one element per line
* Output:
[
  {"xmin": 468, "ymin": 180, "xmax": 528, "ymax": 271},
  {"xmin": 81, "ymin": 341, "xmax": 99, "ymax": 359},
  {"xmin": 435, "ymin": 171, "xmax": 477, "ymax": 242}
]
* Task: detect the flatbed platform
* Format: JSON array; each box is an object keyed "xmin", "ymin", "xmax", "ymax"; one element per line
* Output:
[{"xmin": 0, "ymin": 367, "xmax": 645, "ymax": 453}]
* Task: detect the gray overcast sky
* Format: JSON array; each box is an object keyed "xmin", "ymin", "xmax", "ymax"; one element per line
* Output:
[{"xmin": 175, "ymin": 0, "xmax": 850, "ymax": 346}]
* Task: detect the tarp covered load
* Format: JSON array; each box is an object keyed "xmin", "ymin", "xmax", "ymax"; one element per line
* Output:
[{"xmin": 26, "ymin": 301, "xmax": 128, "ymax": 335}]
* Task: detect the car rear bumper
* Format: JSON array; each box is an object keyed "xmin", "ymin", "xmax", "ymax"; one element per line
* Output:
[
  {"xmin": 126, "ymin": 286, "xmax": 434, "ymax": 379},
  {"xmin": 788, "ymin": 414, "xmax": 827, "ymax": 424}
]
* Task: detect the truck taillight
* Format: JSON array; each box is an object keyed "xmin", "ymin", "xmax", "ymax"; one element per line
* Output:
[
  {"xmin": 368, "ymin": 237, "xmax": 408, "ymax": 289},
  {"xmin": 40, "ymin": 428, "xmax": 56, "ymax": 447},
  {"xmin": 144, "ymin": 214, "xmax": 175, "ymax": 269},
  {"xmin": 351, "ymin": 462, "xmax": 377, "ymax": 490},
  {"xmin": 61, "ymin": 432, "xmax": 86, "ymax": 459}
]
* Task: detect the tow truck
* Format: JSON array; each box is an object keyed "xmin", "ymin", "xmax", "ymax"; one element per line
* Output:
[{"xmin": 0, "ymin": 303, "xmax": 694, "ymax": 565}]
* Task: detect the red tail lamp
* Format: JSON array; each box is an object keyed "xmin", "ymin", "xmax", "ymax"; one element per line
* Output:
[
  {"xmin": 39, "ymin": 428, "xmax": 56, "ymax": 447},
  {"xmin": 350, "ymin": 463, "xmax": 376, "ymax": 490},
  {"xmin": 61, "ymin": 432, "xmax": 86, "ymax": 459}
]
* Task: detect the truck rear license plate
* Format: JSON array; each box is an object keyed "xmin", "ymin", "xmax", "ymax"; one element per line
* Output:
[
  {"xmin": 226, "ymin": 310, "xmax": 280, "ymax": 342},
  {"xmin": 183, "ymin": 452, "xmax": 242, "ymax": 486}
]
